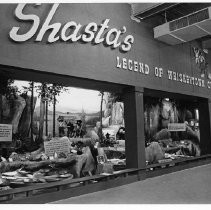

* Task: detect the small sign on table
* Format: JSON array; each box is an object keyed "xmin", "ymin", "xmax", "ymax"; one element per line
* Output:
[
  {"xmin": 168, "ymin": 123, "xmax": 186, "ymax": 132},
  {"xmin": 44, "ymin": 138, "xmax": 70, "ymax": 157}
]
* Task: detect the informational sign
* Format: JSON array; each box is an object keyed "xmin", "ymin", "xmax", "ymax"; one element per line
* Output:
[
  {"xmin": 168, "ymin": 123, "xmax": 186, "ymax": 132},
  {"xmin": 0, "ymin": 124, "xmax": 12, "ymax": 142},
  {"xmin": 44, "ymin": 138, "xmax": 70, "ymax": 157}
]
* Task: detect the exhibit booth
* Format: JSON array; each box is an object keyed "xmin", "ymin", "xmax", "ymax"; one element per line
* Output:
[{"xmin": 0, "ymin": 3, "xmax": 211, "ymax": 203}]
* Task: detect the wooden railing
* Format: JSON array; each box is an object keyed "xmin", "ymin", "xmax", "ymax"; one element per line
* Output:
[
  {"xmin": 146, "ymin": 154, "xmax": 211, "ymax": 169},
  {"xmin": 0, "ymin": 154, "xmax": 211, "ymax": 203},
  {"xmin": 0, "ymin": 168, "xmax": 140, "ymax": 203}
]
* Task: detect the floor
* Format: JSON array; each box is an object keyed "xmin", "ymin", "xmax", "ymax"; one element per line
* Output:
[{"xmin": 50, "ymin": 163, "xmax": 211, "ymax": 204}]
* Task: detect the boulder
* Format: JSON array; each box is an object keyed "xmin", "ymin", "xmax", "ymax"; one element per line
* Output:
[
  {"xmin": 85, "ymin": 130, "xmax": 99, "ymax": 142},
  {"xmin": 70, "ymin": 154, "xmax": 87, "ymax": 178},
  {"xmin": 104, "ymin": 102, "xmax": 112, "ymax": 118},
  {"xmin": 111, "ymin": 102, "xmax": 124, "ymax": 125},
  {"xmin": 102, "ymin": 116, "xmax": 111, "ymax": 128},
  {"xmin": 161, "ymin": 100, "xmax": 172, "ymax": 120},
  {"xmin": 145, "ymin": 142, "xmax": 165, "ymax": 164},
  {"xmin": 153, "ymin": 129, "xmax": 171, "ymax": 141}
]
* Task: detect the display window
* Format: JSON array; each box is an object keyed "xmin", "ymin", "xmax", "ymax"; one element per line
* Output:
[
  {"xmin": 144, "ymin": 96, "xmax": 201, "ymax": 166},
  {"xmin": 0, "ymin": 75, "xmax": 125, "ymax": 191}
]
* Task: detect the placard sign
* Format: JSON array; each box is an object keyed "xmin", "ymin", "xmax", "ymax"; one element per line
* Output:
[
  {"xmin": 44, "ymin": 138, "xmax": 70, "ymax": 157},
  {"xmin": 0, "ymin": 124, "xmax": 12, "ymax": 142},
  {"xmin": 168, "ymin": 123, "xmax": 186, "ymax": 132}
]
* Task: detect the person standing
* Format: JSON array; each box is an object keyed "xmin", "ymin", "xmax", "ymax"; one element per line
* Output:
[
  {"xmin": 67, "ymin": 121, "xmax": 74, "ymax": 137},
  {"xmin": 59, "ymin": 120, "xmax": 65, "ymax": 137}
]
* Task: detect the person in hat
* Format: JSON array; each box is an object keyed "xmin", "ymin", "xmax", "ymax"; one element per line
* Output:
[
  {"xmin": 67, "ymin": 120, "xmax": 74, "ymax": 137},
  {"xmin": 73, "ymin": 120, "xmax": 84, "ymax": 138}
]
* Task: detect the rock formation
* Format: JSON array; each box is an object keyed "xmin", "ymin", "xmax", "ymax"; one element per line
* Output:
[
  {"xmin": 103, "ymin": 93, "xmax": 124, "ymax": 127},
  {"xmin": 2, "ymin": 95, "xmax": 26, "ymax": 134},
  {"xmin": 18, "ymin": 96, "xmax": 37, "ymax": 138},
  {"xmin": 2, "ymin": 94, "xmax": 37, "ymax": 137}
]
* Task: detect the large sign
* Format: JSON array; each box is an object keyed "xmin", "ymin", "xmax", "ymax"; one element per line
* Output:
[
  {"xmin": 116, "ymin": 55, "xmax": 210, "ymax": 89},
  {"xmin": 0, "ymin": 124, "xmax": 12, "ymax": 142},
  {"xmin": 0, "ymin": 3, "xmax": 210, "ymax": 98},
  {"xmin": 9, "ymin": 4, "xmax": 134, "ymax": 52}
]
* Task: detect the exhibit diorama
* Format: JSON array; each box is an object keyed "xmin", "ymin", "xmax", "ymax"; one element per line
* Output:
[
  {"xmin": 0, "ymin": 3, "xmax": 211, "ymax": 203},
  {"xmin": 0, "ymin": 76, "xmax": 201, "ymax": 191}
]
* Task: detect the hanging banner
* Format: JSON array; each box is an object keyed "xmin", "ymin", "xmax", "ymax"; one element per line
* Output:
[{"xmin": 0, "ymin": 124, "xmax": 12, "ymax": 142}]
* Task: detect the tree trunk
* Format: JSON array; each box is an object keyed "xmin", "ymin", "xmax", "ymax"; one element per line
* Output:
[
  {"xmin": 53, "ymin": 94, "xmax": 56, "ymax": 137},
  {"xmin": 99, "ymin": 92, "xmax": 104, "ymax": 142},
  {"xmin": 18, "ymin": 95, "xmax": 37, "ymax": 138},
  {"xmin": 0, "ymin": 94, "xmax": 2, "ymax": 123},
  {"xmin": 39, "ymin": 98, "xmax": 45, "ymax": 140},
  {"xmin": 0, "ymin": 156, "xmax": 77, "ymax": 173},
  {"xmin": 45, "ymin": 100, "xmax": 48, "ymax": 136},
  {"xmin": 30, "ymin": 82, "xmax": 34, "ymax": 141}
]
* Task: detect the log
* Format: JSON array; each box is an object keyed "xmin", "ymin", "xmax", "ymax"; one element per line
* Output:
[
  {"xmin": 53, "ymin": 157, "xmax": 77, "ymax": 168},
  {"xmin": 23, "ymin": 160, "xmax": 51, "ymax": 171},
  {"xmin": 0, "ymin": 161, "xmax": 23, "ymax": 173},
  {"xmin": 0, "ymin": 156, "xmax": 77, "ymax": 173},
  {"xmin": 69, "ymin": 137, "xmax": 95, "ymax": 147}
]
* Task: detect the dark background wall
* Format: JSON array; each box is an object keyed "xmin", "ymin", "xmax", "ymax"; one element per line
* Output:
[{"xmin": 0, "ymin": 3, "xmax": 210, "ymax": 98}]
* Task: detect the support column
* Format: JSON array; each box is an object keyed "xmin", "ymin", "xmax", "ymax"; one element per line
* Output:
[
  {"xmin": 198, "ymin": 98, "xmax": 211, "ymax": 155},
  {"xmin": 123, "ymin": 86, "xmax": 146, "ymax": 169}
]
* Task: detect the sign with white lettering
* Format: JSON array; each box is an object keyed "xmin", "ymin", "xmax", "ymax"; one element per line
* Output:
[
  {"xmin": 9, "ymin": 4, "xmax": 134, "ymax": 52},
  {"xmin": 44, "ymin": 138, "xmax": 70, "ymax": 157},
  {"xmin": 1, "ymin": 3, "xmax": 210, "ymax": 98},
  {"xmin": 168, "ymin": 123, "xmax": 186, "ymax": 132},
  {"xmin": 0, "ymin": 124, "xmax": 12, "ymax": 142}
]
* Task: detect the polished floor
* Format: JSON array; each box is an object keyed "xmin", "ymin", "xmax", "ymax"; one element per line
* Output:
[{"xmin": 51, "ymin": 163, "xmax": 211, "ymax": 204}]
